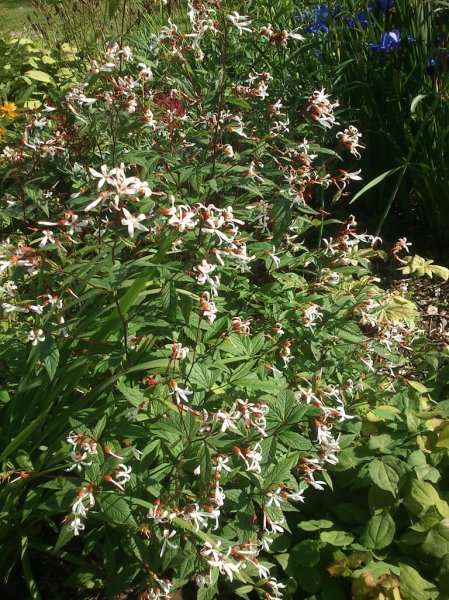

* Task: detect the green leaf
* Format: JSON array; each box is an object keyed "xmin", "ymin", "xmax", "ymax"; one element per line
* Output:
[
  {"xmin": 369, "ymin": 457, "xmax": 405, "ymax": 497},
  {"xmin": 298, "ymin": 519, "xmax": 334, "ymax": 531},
  {"xmin": 292, "ymin": 539, "xmax": 322, "ymax": 567},
  {"xmin": 108, "ymin": 0, "xmax": 121, "ymax": 18},
  {"xmin": 270, "ymin": 197, "xmax": 292, "ymax": 245},
  {"xmin": 53, "ymin": 523, "xmax": 74, "ymax": 554},
  {"xmin": 21, "ymin": 537, "xmax": 42, "ymax": 600},
  {"xmin": 349, "ymin": 167, "xmax": 403, "ymax": 204},
  {"xmin": 264, "ymin": 454, "xmax": 299, "ymax": 488},
  {"xmin": 399, "ymin": 563, "xmax": 439, "ymax": 599},
  {"xmin": 404, "ymin": 480, "xmax": 449, "ymax": 517},
  {"xmin": 0, "ymin": 410, "xmax": 49, "ymax": 461},
  {"xmin": 420, "ymin": 520, "xmax": 449, "ymax": 558},
  {"xmin": 39, "ymin": 334, "xmax": 59, "ymax": 381},
  {"xmin": 95, "ymin": 233, "xmax": 175, "ymax": 342},
  {"xmin": 431, "ymin": 264, "xmax": 449, "ymax": 281},
  {"xmin": 116, "ymin": 380, "xmax": 146, "ymax": 407},
  {"xmin": 197, "ymin": 582, "xmax": 219, "ymax": 600},
  {"xmin": 99, "ymin": 493, "xmax": 137, "ymax": 527},
  {"xmin": 320, "ymin": 530, "xmax": 354, "ymax": 547},
  {"xmin": 361, "ymin": 513, "xmax": 395, "ymax": 550},
  {"xmin": 24, "ymin": 70, "xmax": 54, "ymax": 84},
  {"xmin": 277, "ymin": 430, "xmax": 312, "ymax": 451},
  {"xmin": 161, "ymin": 281, "xmax": 178, "ymax": 320},
  {"xmin": 179, "ymin": 293, "xmax": 193, "ymax": 323}
]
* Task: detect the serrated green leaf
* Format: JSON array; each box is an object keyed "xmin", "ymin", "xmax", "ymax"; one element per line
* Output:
[
  {"xmin": 39, "ymin": 335, "xmax": 59, "ymax": 381},
  {"xmin": 99, "ymin": 493, "xmax": 137, "ymax": 527}
]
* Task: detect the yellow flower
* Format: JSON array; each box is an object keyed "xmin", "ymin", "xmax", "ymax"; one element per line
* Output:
[{"xmin": 0, "ymin": 101, "xmax": 18, "ymax": 119}]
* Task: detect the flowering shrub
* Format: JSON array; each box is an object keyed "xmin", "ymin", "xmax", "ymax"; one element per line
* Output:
[{"xmin": 1, "ymin": 1, "xmax": 448, "ymax": 598}]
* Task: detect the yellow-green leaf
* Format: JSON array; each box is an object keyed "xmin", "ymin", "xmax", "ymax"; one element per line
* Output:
[{"xmin": 24, "ymin": 70, "xmax": 54, "ymax": 84}]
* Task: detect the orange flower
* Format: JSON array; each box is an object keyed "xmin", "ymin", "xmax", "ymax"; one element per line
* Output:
[{"xmin": 0, "ymin": 101, "xmax": 18, "ymax": 119}]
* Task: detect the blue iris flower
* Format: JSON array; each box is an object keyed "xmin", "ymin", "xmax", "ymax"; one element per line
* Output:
[
  {"xmin": 369, "ymin": 30, "xmax": 401, "ymax": 52},
  {"xmin": 370, "ymin": 0, "xmax": 394, "ymax": 10},
  {"xmin": 427, "ymin": 54, "xmax": 449, "ymax": 78},
  {"xmin": 298, "ymin": 0, "xmax": 395, "ymax": 35},
  {"xmin": 355, "ymin": 9, "xmax": 372, "ymax": 28},
  {"xmin": 305, "ymin": 4, "xmax": 331, "ymax": 34},
  {"xmin": 343, "ymin": 8, "xmax": 373, "ymax": 29},
  {"xmin": 427, "ymin": 57, "xmax": 437, "ymax": 78}
]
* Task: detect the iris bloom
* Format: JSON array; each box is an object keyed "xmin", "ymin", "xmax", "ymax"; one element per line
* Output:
[
  {"xmin": 305, "ymin": 4, "xmax": 331, "ymax": 34},
  {"xmin": 369, "ymin": 30, "xmax": 401, "ymax": 53},
  {"xmin": 371, "ymin": 0, "xmax": 394, "ymax": 9}
]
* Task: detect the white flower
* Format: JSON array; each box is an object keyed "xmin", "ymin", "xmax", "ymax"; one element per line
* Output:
[
  {"xmin": 267, "ymin": 578, "xmax": 287, "ymax": 599},
  {"xmin": 2, "ymin": 303, "xmax": 27, "ymax": 313},
  {"xmin": 121, "ymin": 45, "xmax": 133, "ymax": 61},
  {"xmin": 288, "ymin": 489, "xmax": 305, "ymax": 503},
  {"xmin": 237, "ymin": 443, "xmax": 262, "ymax": 473},
  {"xmin": 200, "ymin": 293, "xmax": 218, "ymax": 323},
  {"xmin": 104, "ymin": 464, "xmax": 132, "ymax": 491},
  {"xmin": 265, "ymin": 516, "xmax": 284, "ymax": 534},
  {"xmin": 222, "ymin": 144, "xmax": 234, "ymax": 158},
  {"xmin": 170, "ymin": 380, "xmax": 193, "ymax": 404},
  {"xmin": 302, "ymin": 303, "xmax": 323, "ymax": 330},
  {"xmin": 121, "ymin": 207, "xmax": 149, "ymax": 238},
  {"xmin": 261, "ymin": 536, "xmax": 273, "ymax": 551},
  {"xmin": 27, "ymin": 329, "xmax": 45, "ymax": 345},
  {"xmin": 137, "ymin": 63, "xmax": 153, "ymax": 79},
  {"xmin": 155, "ymin": 578, "xmax": 172, "ymax": 596},
  {"xmin": 167, "ymin": 202, "xmax": 197, "ymax": 231},
  {"xmin": 227, "ymin": 12, "xmax": 252, "ymax": 34},
  {"xmin": 159, "ymin": 529, "xmax": 178, "ymax": 557},
  {"xmin": 200, "ymin": 541, "xmax": 222, "ymax": 563},
  {"xmin": 115, "ymin": 463, "xmax": 132, "ymax": 486},
  {"xmin": 68, "ymin": 516, "xmax": 85, "ymax": 536},
  {"xmin": 252, "ymin": 561, "xmax": 271, "ymax": 579},
  {"xmin": 39, "ymin": 230, "xmax": 55, "ymax": 247},
  {"xmin": 171, "ymin": 342, "xmax": 189, "ymax": 361},
  {"xmin": 266, "ymin": 245, "xmax": 281, "ymax": 268},
  {"xmin": 89, "ymin": 165, "xmax": 114, "ymax": 189},
  {"xmin": 72, "ymin": 492, "xmax": 88, "ymax": 518},
  {"xmin": 288, "ymin": 31, "xmax": 305, "ymax": 41},
  {"xmin": 0, "ymin": 281, "xmax": 17, "ymax": 297},
  {"xmin": 214, "ymin": 484, "xmax": 226, "ymax": 507},
  {"xmin": 307, "ymin": 473, "xmax": 327, "ymax": 490},
  {"xmin": 266, "ymin": 487, "xmax": 283, "ymax": 508},
  {"xmin": 214, "ymin": 409, "xmax": 238, "ymax": 433},
  {"xmin": 66, "ymin": 450, "xmax": 92, "ymax": 472},
  {"xmin": 187, "ymin": 504, "xmax": 220, "ymax": 531},
  {"xmin": 307, "ymin": 88, "xmax": 339, "ymax": 129},
  {"xmin": 337, "ymin": 126, "xmax": 365, "ymax": 159},
  {"xmin": 213, "ymin": 455, "xmax": 232, "ymax": 473}
]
